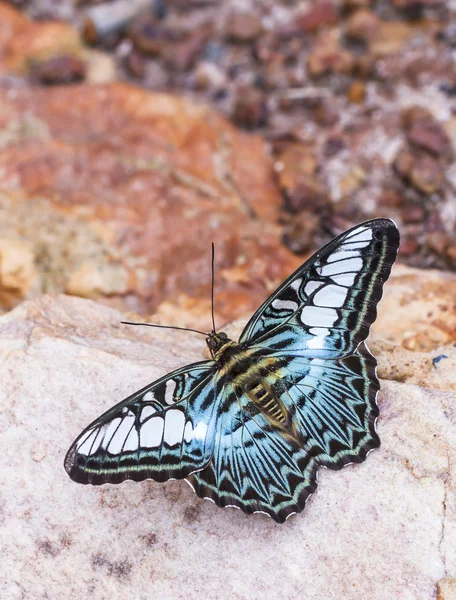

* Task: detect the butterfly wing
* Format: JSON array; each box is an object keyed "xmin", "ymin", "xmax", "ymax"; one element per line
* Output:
[
  {"xmin": 187, "ymin": 384, "xmax": 318, "ymax": 524},
  {"xmin": 187, "ymin": 342, "xmax": 378, "ymax": 523},
  {"xmin": 64, "ymin": 361, "xmax": 220, "ymax": 485},
  {"xmin": 239, "ymin": 218, "xmax": 400, "ymax": 357}
]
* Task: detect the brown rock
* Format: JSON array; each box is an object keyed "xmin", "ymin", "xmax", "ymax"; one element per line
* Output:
[
  {"xmin": 343, "ymin": 0, "xmax": 373, "ymax": 9},
  {"xmin": 313, "ymin": 101, "xmax": 339, "ymax": 126},
  {"xmin": 402, "ymin": 107, "xmax": 451, "ymax": 157},
  {"xmin": 296, "ymin": 2, "xmax": 339, "ymax": 33},
  {"xmin": 282, "ymin": 210, "xmax": 321, "ymax": 254},
  {"xmin": 401, "ymin": 204, "xmax": 425, "ymax": 223},
  {"xmin": 31, "ymin": 55, "xmax": 86, "ymax": 85},
  {"xmin": 393, "ymin": 149, "xmax": 444, "ymax": 194},
  {"xmin": 163, "ymin": 28, "xmax": 210, "ymax": 71},
  {"xmin": 128, "ymin": 17, "xmax": 168, "ymax": 57},
  {"xmin": 398, "ymin": 236, "xmax": 420, "ymax": 257},
  {"xmin": 232, "ymin": 87, "xmax": 268, "ymax": 129},
  {"xmin": 407, "ymin": 119, "xmax": 450, "ymax": 157},
  {"xmin": 370, "ymin": 21, "xmax": 414, "ymax": 57},
  {"xmin": 275, "ymin": 143, "xmax": 329, "ymax": 213},
  {"xmin": 347, "ymin": 80, "xmax": 366, "ymax": 103},
  {"xmin": 125, "ymin": 51, "xmax": 146, "ymax": 79},
  {"xmin": 0, "ymin": 3, "xmax": 84, "ymax": 75},
  {"xmin": 409, "ymin": 155, "xmax": 444, "ymax": 194},
  {"xmin": 372, "ymin": 264, "xmax": 456, "ymax": 354},
  {"xmin": 346, "ymin": 9, "xmax": 380, "ymax": 43},
  {"xmin": 378, "ymin": 188, "xmax": 405, "ymax": 208},
  {"xmin": 323, "ymin": 135, "xmax": 345, "ymax": 157},
  {"xmin": 225, "ymin": 11, "xmax": 263, "ymax": 43},
  {"xmin": 0, "ymin": 83, "xmax": 293, "ymax": 321},
  {"xmin": 307, "ymin": 29, "xmax": 355, "ymax": 77}
]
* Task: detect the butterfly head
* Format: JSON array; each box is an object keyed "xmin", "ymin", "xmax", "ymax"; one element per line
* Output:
[{"xmin": 206, "ymin": 331, "xmax": 231, "ymax": 359}]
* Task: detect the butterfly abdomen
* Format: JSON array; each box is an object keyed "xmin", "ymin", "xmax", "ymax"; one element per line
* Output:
[{"xmin": 216, "ymin": 344, "xmax": 289, "ymax": 427}]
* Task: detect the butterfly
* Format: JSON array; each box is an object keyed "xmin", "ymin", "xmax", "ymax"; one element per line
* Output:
[{"xmin": 65, "ymin": 218, "xmax": 400, "ymax": 523}]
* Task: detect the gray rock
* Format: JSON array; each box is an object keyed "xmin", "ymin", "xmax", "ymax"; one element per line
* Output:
[{"xmin": 1, "ymin": 294, "xmax": 455, "ymax": 600}]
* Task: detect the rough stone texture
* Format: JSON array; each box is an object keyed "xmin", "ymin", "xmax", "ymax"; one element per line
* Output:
[
  {"xmin": 370, "ymin": 265, "xmax": 456, "ymax": 392},
  {"xmin": 0, "ymin": 82, "xmax": 296, "ymax": 320},
  {"xmin": 1, "ymin": 293, "xmax": 455, "ymax": 600},
  {"xmin": 0, "ymin": 2, "xmax": 84, "ymax": 74}
]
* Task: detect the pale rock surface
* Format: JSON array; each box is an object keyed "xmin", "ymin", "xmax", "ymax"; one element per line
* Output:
[{"xmin": 1, "ymin": 294, "xmax": 455, "ymax": 600}]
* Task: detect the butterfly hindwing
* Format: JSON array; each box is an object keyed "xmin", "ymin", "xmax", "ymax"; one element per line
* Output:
[
  {"xmin": 187, "ymin": 385, "xmax": 318, "ymax": 524},
  {"xmin": 64, "ymin": 361, "xmax": 220, "ymax": 485},
  {"xmin": 187, "ymin": 341, "xmax": 379, "ymax": 523},
  {"xmin": 239, "ymin": 219, "xmax": 399, "ymax": 357}
]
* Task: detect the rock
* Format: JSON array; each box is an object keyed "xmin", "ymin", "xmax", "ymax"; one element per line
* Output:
[
  {"xmin": 307, "ymin": 29, "xmax": 355, "ymax": 77},
  {"xmin": 31, "ymin": 55, "xmax": 87, "ymax": 85},
  {"xmin": 346, "ymin": 11, "xmax": 414, "ymax": 56},
  {"xmin": 378, "ymin": 188, "xmax": 405, "ymax": 208},
  {"xmin": 0, "ymin": 83, "xmax": 293, "ymax": 321},
  {"xmin": 0, "ymin": 237, "xmax": 37, "ymax": 308},
  {"xmin": 323, "ymin": 135, "xmax": 345, "ymax": 157},
  {"xmin": 232, "ymin": 86, "xmax": 268, "ymax": 129},
  {"xmin": 402, "ymin": 107, "xmax": 451, "ymax": 157},
  {"xmin": 0, "ymin": 3, "xmax": 84, "ymax": 75},
  {"xmin": 369, "ymin": 21, "xmax": 414, "ymax": 57},
  {"xmin": 346, "ymin": 9, "xmax": 380, "ymax": 43},
  {"xmin": 343, "ymin": 0, "xmax": 373, "ymax": 9},
  {"xmin": 1, "ymin": 294, "xmax": 455, "ymax": 599},
  {"xmin": 371, "ymin": 264, "xmax": 456, "ymax": 389},
  {"xmin": 346, "ymin": 80, "xmax": 366, "ymax": 103},
  {"xmin": 295, "ymin": 1, "xmax": 339, "ymax": 33},
  {"xmin": 163, "ymin": 27, "xmax": 211, "ymax": 72},
  {"xmin": 128, "ymin": 15, "xmax": 168, "ymax": 57},
  {"xmin": 393, "ymin": 149, "xmax": 444, "ymax": 194},
  {"xmin": 225, "ymin": 10, "xmax": 263, "ymax": 43},
  {"xmin": 274, "ymin": 143, "xmax": 329, "ymax": 213},
  {"xmin": 337, "ymin": 165, "xmax": 366, "ymax": 198},
  {"xmin": 282, "ymin": 210, "xmax": 321, "ymax": 254}
]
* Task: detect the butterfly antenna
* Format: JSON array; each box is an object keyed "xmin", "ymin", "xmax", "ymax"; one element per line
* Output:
[
  {"xmin": 211, "ymin": 242, "xmax": 216, "ymax": 333},
  {"xmin": 121, "ymin": 321, "xmax": 208, "ymax": 337}
]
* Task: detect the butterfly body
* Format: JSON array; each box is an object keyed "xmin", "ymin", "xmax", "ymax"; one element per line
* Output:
[{"xmin": 65, "ymin": 219, "xmax": 400, "ymax": 523}]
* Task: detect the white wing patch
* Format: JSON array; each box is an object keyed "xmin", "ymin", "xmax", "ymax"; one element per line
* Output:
[
  {"xmin": 108, "ymin": 415, "xmax": 135, "ymax": 454},
  {"xmin": 318, "ymin": 257, "xmax": 363, "ymax": 277},
  {"xmin": 313, "ymin": 285, "xmax": 348, "ymax": 308},
  {"xmin": 141, "ymin": 416, "xmax": 164, "ymax": 448},
  {"xmin": 304, "ymin": 280, "xmax": 324, "ymax": 297},
  {"xmin": 327, "ymin": 249, "xmax": 360, "ymax": 263},
  {"xmin": 344, "ymin": 226, "xmax": 372, "ymax": 242},
  {"xmin": 124, "ymin": 427, "xmax": 139, "ymax": 452},
  {"xmin": 330, "ymin": 273, "xmax": 357, "ymax": 287},
  {"xmin": 300, "ymin": 306, "xmax": 338, "ymax": 327},
  {"xmin": 272, "ymin": 299, "xmax": 299, "ymax": 311},
  {"xmin": 164, "ymin": 379, "xmax": 177, "ymax": 405},
  {"xmin": 140, "ymin": 405, "xmax": 156, "ymax": 422},
  {"xmin": 163, "ymin": 410, "xmax": 186, "ymax": 446}
]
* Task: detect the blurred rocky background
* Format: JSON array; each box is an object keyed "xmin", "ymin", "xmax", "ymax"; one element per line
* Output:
[{"xmin": 0, "ymin": 0, "xmax": 455, "ymax": 326}]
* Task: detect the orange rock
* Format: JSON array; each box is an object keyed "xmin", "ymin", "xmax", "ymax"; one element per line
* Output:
[
  {"xmin": 0, "ymin": 237, "xmax": 36, "ymax": 307},
  {"xmin": 0, "ymin": 3, "xmax": 83, "ymax": 75},
  {"xmin": 0, "ymin": 83, "xmax": 295, "ymax": 321},
  {"xmin": 346, "ymin": 80, "xmax": 366, "ymax": 103}
]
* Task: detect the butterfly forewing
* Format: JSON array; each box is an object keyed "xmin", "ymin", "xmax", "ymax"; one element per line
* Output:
[
  {"xmin": 65, "ymin": 361, "xmax": 220, "ymax": 485},
  {"xmin": 239, "ymin": 218, "xmax": 399, "ymax": 357}
]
